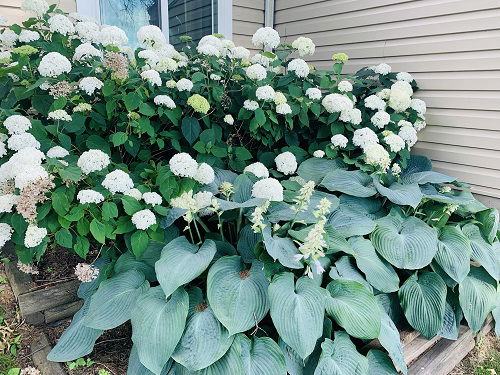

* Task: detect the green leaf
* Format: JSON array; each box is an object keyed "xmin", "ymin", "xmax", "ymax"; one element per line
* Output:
[
  {"xmin": 84, "ymin": 270, "xmax": 149, "ymax": 330},
  {"xmin": 314, "ymin": 332, "xmax": 369, "ymax": 375},
  {"xmin": 102, "ymin": 202, "xmax": 119, "ymax": 221},
  {"xmin": 262, "ymin": 228, "xmax": 303, "ymax": 269},
  {"xmin": 321, "ymin": 170, "xmax": 376, "ymax": 197},
  {"xmin": 122, "ymin": 196, "xmax": 143, "ymax": 215},
  {"xmin": 297, "ymin": 158, "xmax": 345, "ymax": 184},
  {"xmin": 325, "ymin": 279, "xmax": 381, "ymax": 339},
  {"xmin": 459, "ymin": 267, "xmax": 497, "ymax": 332},
  {"xmin": 207, "ymin": 256, "xmax": 269, "ymax": 335},
  {"xmin": 55, "ymin": 228, "xmax": 73, "ymax": 248},
  {"xmin": 131, "ymin": 287, "xmax": 188, "ymax": 374},
  {"xmin": 156, "ymin": 237, "xmax": 216, "ymax": 298},
  {"xmin": 328, "ymin": 205, "xmax": 376, "ymax": 238},
  {"xmin": 111, "ymin": 132, "xmax": 128, "ymax": 146},
  {"xmin": 476, "ymin": 208, "xmax": 499, "ymax": 244},
  {"xmin": 329, "ymin": 256, "xmax": 373, "ymax": 292},
  {"xmin": 59, "ymin": 165, "xmax": 82, "ymax": 181},
  {"xmin": 52, "ymin": 191, "xmax": 69, "ymax": 215},
  {"xmin": 90, "ymin": 219, "xmax": 106, "ymax": 244},
  {"xmin": 234, "ymin": 146, "xmax": 253, "ymax": 161},
  {"xmin": 434, "ymin": 226, "xmax": 471, "ymax": 283},
  {"xmin": 462, "ymin": 223, "xmax": 500, "ymax": 280},
  {"xmin": 371, "ymin": 211, "xmax": 438, "ymax": 269},
  {"xmin": 131, "ymin": 231, "xmax": 149, "ymax": 257},
  {"xmin": 236, "ymin": 225, "xmax": 259, "ymax": 262},
  {"xmin": 372, "ymin": 176, "xmax": 423, "ymax": 208},
  {"xmin": 398, "ymin": 271, "xmax": 447, "ymax": 338},
  {"xmin": 377, "ymin": 304, "xmax": 407, "ymax": 374},
  {"xmin": 234, "ymin": 335, "xmax": 287, "ymax": 375},
  {"xmin": 269, "ymin": 273, "xmax": 326, "ymax": 359},
  {"xmin": 74, "ymin": 236, "xmax": 90, "ymax": 258},
  {"xmin": 124, "ymin": 92, "xmax": 141, "ymax": 111},
  {"xmin": 181, "ymin": 117, "xmax": 201, "ymax": 145},
  {"xmin": 367, "ymin": 350, "xmax": 399, "ymax": 375},
  {"xmin": 172, "ymin": 287, "xmax": 234, "ymax": 371},
  {"xmin": 127, "ymin": 346, "xmax": 172, "ymax": 375},
  {"xmin": 438, "ymin": 291, "xmax": 462, "ymax": 340}
]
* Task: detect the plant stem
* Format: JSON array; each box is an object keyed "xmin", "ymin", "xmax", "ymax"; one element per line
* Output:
[{"xmin": 192, "ymin": 218, "xmax": 202, "ymax": 245}]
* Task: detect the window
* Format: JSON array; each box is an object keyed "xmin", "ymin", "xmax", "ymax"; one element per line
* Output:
[{"xmin": 77, "ymin": 0, "xmax": 232, "ymax": 48}]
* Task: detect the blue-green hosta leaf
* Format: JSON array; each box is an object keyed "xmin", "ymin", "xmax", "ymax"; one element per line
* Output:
[
  {"xmin": 131, "ymin": 287, "xmax": 188, "ymax": 374},
  {"xmin": 47, "ymin": 299, "xmax": 103, "ymax": 362},
  {"xmin": 321, "ymin": 169, "xmax": 376, "ymax": 197},
  {"xmin": 325, "ymin": 279, "xmax": 381, "ymax": 339},
  {"xmin": 400, "ymin": 155, "xmax": 455, "ymax": 185},
  {"xmin": 398, "ymin": 271, "xmax": 447, "ymax": 338},
  {"xmin": 329, "ymin": 256, "xmax": 373, "ymax": 292},
  {"xmin": 161, "ymin": 207, "xmax": 187, "ymax": 228},
  {"xmin": 476, "ymin": 208, "xmax": 499, "ymax": 244},
  {"xmin": 84, "ymin": 269, "xmax": 149, "ymax": 330},
  {"xmin": 462, "ymin": 223, "xmax": 500, "ymax": 281},
  {"xmin": 207, "ymin": 256, "xmax": 269, "ymax": 335},
  {"xmin": 367, "ymin": 350, "xmax": 399, "ymax": 375},
  {"xmin": 434, "ymin": 226, "xmax": 471, "ymax": 283},
  {"xmin": 324, "ymin": 226, "xmax": 352, "ymax": 254},
  {"xmin": 156, "ymin": 237, "xmax": 217, "ymax": 297},
  {"xmin": 234, "ymin": 335, "xmax": 287, "ymax": 375},
  {"xmin": 347, "ymin": 237, "xmax": 399, "ymax": 293},
  {"xmin": 269, "ymin": 273, "xmax": 327, "ymax": 359},
  {"xmin": 215, "ymin": 197, "xmax": 267, "ymax": 211},
  {"xmin": 172, "ymin": 287, "xmax": 234, "ymax": 371},
  {"xmin": 438, "ymin": 290, "xmax": 462, "ymax": 340},
  {"xmin": 372, "ymin": 176, "xmax": 423, "ymax": 208},
  {"xmin": 279, "ymin": 339, "xmax": 304, "ymax": 375},
  {"xmin": 371, "ymin": 211, "xmax": 438, "ymax": 269},
  {"xmin": 127, "ymin": 346, "xmax": 172, "ymax": 375},
  {"xmin": 77, "ymin": 257, "xmax": 111, "ymax": 300},
  {"xmin": 314, "ymin": 332, "xmax": 368, "ymax": 375},
  {"xmin": 205, "ymin": 168, "xmax": 238, "ymax": 195},
  {"xmin": 297, "ymin": 158, "xmax": 345, "ymax": 184},
  {"xmin": 115, "ymin": 247, "xmax": 159, "ymax": 282},
  {"xmin": 327, "ymin": 205, "xmax": 376, "ymax": 238},
  {"xmin": 377, "ymin": 303, "xmax": 407, "ymax": 375},
  {"xmin": 233, "ymin": 174, "xmax": 254, "ymax": 203},
  {"xmin": 237, "ymin": 225, "xmax": 260, "ymax": 262},
  {"xmin": 459, "ymin": 267, "xmax": 497, "ymax": 332},
  {"xmin": 376, "ymin": 293, "xmax": 404, "ymax": 326},
  {"xmin": 339, "ymin": 195, "xmax": 386, "ymax": 220},
  {"xmin": 263, "ymin": 227, "xmax": 303, "ymax": 269},
  {"xmin": 420, "ymin": 184, "xmax": 476, "ymax": 206}
]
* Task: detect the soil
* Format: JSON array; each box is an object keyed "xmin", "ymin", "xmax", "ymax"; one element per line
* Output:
[{"xmin": 450, "ymin": 331, "xmax": 500, "ymax": 375}]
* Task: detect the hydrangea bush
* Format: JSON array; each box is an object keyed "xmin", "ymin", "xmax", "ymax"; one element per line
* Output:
[{"xmin": 0, "ymin": 2, "xmax": 499, "ymax": 374}]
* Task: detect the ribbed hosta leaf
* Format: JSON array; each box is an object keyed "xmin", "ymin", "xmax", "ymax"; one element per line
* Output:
[
  {"xmin": 398, "ymin": 271, "xmax": 447, "ymax": 338},
  {"xmin": 205, "ymin": 168, "xmax": 238, "ymax": 195},
  {"xmin": 372, "ymin": 176, "xmax": 423, "ymax": 208},
  {"xmin": 321, "ymin": 170, "xmax": 376, "ymax": 197},
  {"xmin": 420, "ymin": 184, "xmax": 476, "ymax": 205},
  {"xmin": 462, "ymin": 224, "xmax": 500, "ymax": 280},
  {"xmin": 371, "ymin": 211, "xmax": 438, "ymax": 269},
  {"xmin": 476, "ymin": 208, "xmax": 499, "ymax": 244},
  {"xmin": 329, "ymin": 256, "xmax": 373, "ymax": 292},
  {"xmin": 324, "ymin": 226, "xmax": 352, "ymax": 254},
  {"xmin": 84, "ymin": 269, "xmax": 149, "ymax": 330},
  {"xmin": 459, "ymin": 267, "xmax": 497, "ymax": 332},
  {"xmin": 115, "ymin": 243, "xmax": 163, "ymax": 282},
  {"xmin": 367, "ymin": 350, "xmax": 399, "ymax": 375},
  {"xmin": 348, "ymin": 236, "xmax": 399, "ymax": 293},
  {"xmin": 127, "ymin": 346, "xmax": 172, "ymax": 375},
  {"xmin": 263, "ymin": 227, "xmax": 303, "ymax": 269},
  {"xmin": 156, "ymin": 237, "xmax": 216, "ymax": 297},
  {"xmin": 172, "ymin": 287, "xmax": 234, "ymax": 371},
  {"xmin": 377, "ymin": 303, "xmax": 407, "ymax": 375},
  {"xmin": 313, "ymin": 332, "xmax": 368, "ymax": 375},
  {"xmin": 235, "ymin": 335, "xmax": 287, "ymax": 375},
  {"xmin": 434, "ymin": 226, "xmax": 471, "ymax": 283},
  {"xmin": 47, "ymin": 299, "xmax": 103, "ymax": 362},
  {"xmin": 327, "ymin": 205, "xmax": 376, "ymax": 237},
  {"xmin": 131, "ymin": 286, "xmax": 188, "ymax": 374},
  {"xmin": 233, "ymin": 174, "xmax": 253, "ymax": 203},
  {"xmin": 279, "ymin": 339, "xmax": 304, "ymax": 375},
  {"xmin": 325, "ymin": 279, "xmax": 381, "ymax": 339},
  {"xmin": 207, "ymin": 256, "xmax": 269, "ymax": 335},
  {"xmin": 269, "ymin": 273, "xmax": 327, "ymax": 359},
  {"xmin": 297, "ymin": 158, "xmax": 345, "ymax": 184},
  {"xmin": 400, "ymin": 155, "xmax": 455, "ymax": 185},
  {"xmin": 237, "ymin": 225, "xmax": 260, "ymax": 262},
  {"xmin": 77, "ymin": 257, "xmax": 111, "ymax": 300},
  {"xmin": 339, "ymin": 195, "xmax": 386, "ymax": 220},
  {"xmin": 438, "ymin": 291, "xmax": 462, "ymax": 340},
  {"xmin": 216, "ymin": 197, "xmax": 267, "ymax": 211}
]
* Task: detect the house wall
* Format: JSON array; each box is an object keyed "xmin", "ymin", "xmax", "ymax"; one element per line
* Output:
[
  {"xmin": 0, "ymin": 0, "xmax": 76, "ymax": 26},
  {"xmin": 232, "ymin": 0, "xmax": 265, "ymax": 52},
  {"xmin": 275, "ymin": 0, "xmax": 500, "ymax": 208}
]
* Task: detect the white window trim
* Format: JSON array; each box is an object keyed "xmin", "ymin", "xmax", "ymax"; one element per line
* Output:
[{"xmin": 76, "ymin": 0, "xmax": 233, "ymax": 42}]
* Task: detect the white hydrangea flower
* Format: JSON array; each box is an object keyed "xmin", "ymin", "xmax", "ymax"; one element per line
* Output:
[
  {"xmin": 364, "ymin": 143, "xmax": 391, "ymax": 170},
  {"xmin": 372, "ymin": 63, "xmax": 391, "ymax": 75},
  {"xmin": 392, "ymin": 80, "xmax": 413, "ymax": 96},
  {"xmin": 48, "ymin": 14, "xmax": 74, "ymax": 35},
  {"xmin": 306, "ymin": 88, "xmax": 322, "ymax": 100},
  {"xmin": 339, "ymin": 108, "xmax": 362, "ymax": 125},
  {"xmin": 143, "ymin": 192, "xmax": 162, "ymax": 206},
  {"xmin": 397, "ymin": 72, "xmax": 413, "ymax": 82},
  {"xmin": 125, "ymin": 188, "xmax": 142, "ymax": 200},
  {"xmin": 275, "ymin": 151, "xmax": 297, "ymax": 175},
  {"xmin": 137, "ymin": 25, "xmax": 166, "ymax": 48},
  {"xmin": 170, "ymin": 190, "xmax": 197, "ymax": 210},
  {"xmin": 176, "ymin": 78, "xmax": 194, "ymax": 92},
  {"xmin": 99, "ymin": 26, "xmax": 128, "ymax": 46},
  {"xmin": 251, "ymin": 53, "xmax": 276, "ymax": 68},
  {"xmin": 388, "ymin": 89, "xmax": 411, "ymax": 113},
  {"xmin": 209, "ymin": 74, "xmax": 221, "ymax": 81},
  {"xmin": 47, "ymin": 146, "xmax": 69, "ymax": 158},
  {"xmin": 252, "ymin": 27, "xmax": 280, "ymax": 49},
  {"xmin": 74, "ymin": 263, "xmax": 99, "ymax": 282},
  {"xmin": 48, "ymin": 109, "xmax": 72, "ymax": 122},
  {"xmin": 0, "ymin": 142, "xmax": 6, "ymax": 158},
  {"xmin": 0, "ymin": 223, "xmax": 13, "ymax": 248},
  {"xmin": 246, "ymin": 64, "xmax": 267, "ymax": 81},
  {"xmin": 353, "ymin": 127, "xmax": 379, "ymax": 149},
  {"xmin": 230, "ymin": 46, "xmax": 250, "ymax": 59},
  {"xmin": 371, "ymin": 110, "xmax": 391, "ymax": 128},
  {"xmin": 165, "ymin": 79, "xmax": 176, "ymax": 88},
  {"xmin": 4, "ymin": 115, "xmax": 31, "ymax": 135},
  {"xmin": 132, "ymin": 209, "xmax": 156, "ymax": 230},
  {"xmin": 24, "ymin": 225, "xmax": 47, "ymax": 248},
  {"xmin": 0, "ymin": 194, "xmax": 18, "ymax": 213},
  {"xmin": 376, "ymin": 88, "xmax": 391, "ymax": 100},
  {"xmin": 252, "ymin": 178, "xmax": 283, "ymax": 201},
  {"xmin": 276, "ymin": 103, "xmax": 292, "ymax": 115},
  {"xmin": 337, "ymin": 80, "xmax": 353, "ymax": 93},
  {"xmin": 194, "ymin": 163, "xmax": 215, "ymax": 184},
  {"xmin": 414, "ymin": 120, "xmax": 427, "ymax": 132},
  {"xmin": 38, "ymin": 52, "xmax": 72, "ymax": 77},
  {"xmin": 73, "ymin": 42, "xmax": 101, "ymax": 61},
  {"xmin": 0, "ymin": 51, "xmax": 12, "ymax": 62},
  {"xmin": 21, "ymin": 0, "xmax": 49, "ymax": 16},
  {"xmin": 75, "ymin": 22, "xmax": 100, "ymax": 43},
  {"xmin": 197, "ymin": 43, "xmax": 221, "ymax": 57},
  {"xmin": 256, "ymin": 85, "xmax": 276, "ymax": 101},
  {"xmin": 194, "ymin": 191, "xmax": 213, "ymax": 210},
  {"xmin": 79, "ymin": 77, "xmax": 103, "ymax": 95},
  {"xmin": 313, "ymin": 150, "xmax": 325, "ymax": 158},
  {"xmin": 398, "ymin": 125, "xmax": 418, "ymax": 147},
  {"xmin": 102, "ymin": 169, "xmax": 134, "ymax": 194},
  {"xmin": 391, "ymin": 163, "xmax": 402, "ymax": 176},
  {"xmin": 274, "ymin": 92, "xmax": 287, "ymax": 105},
  {"xmin": 219, "ymin": 115, "xmax": 232, "ymax": 126},
  {"xmin": 77, "ymin": 149, "xmax": 110, "ymax": 174},
  {"xmin": 154, "ymin": 95, "xmax": 176, "ymax": 109},
  {"xmin": 322, "ymin": 93, "xmax": 353, "ymax": 113},
  {"xmin": 411, "ymin": 98, "xmax": 427, "ymax": 115},
  {"xmin": 331, "ymin": 134, "xmax": 348, "ymax": 148},
  {"xmin": 169, "ymin": 152, "xmax": 198, "ymax": 178},
  {"xmin": 138, "ymin": 49, "xmax": 160, "ymax": 66},
  {"xmin": 384, "ymin": 133, "xmax": 406, "ymax": 152},
  {"xmin": 243, "ymin": 100, "xmax": 259, "ymax": 111},
  {"xmin": 291, "ymin": 37, "xmax": 315, "ymax": 56},
  {"xmin": 398, "ymin": 120, "xmax": 412, "ymax": 128},
  {"xmin": 19, "ymin": 30, "xmax": 40, "ymax": 43},
  {"xmin": 244, "ymin": 162, "xmax": 269, "ymax": 178},
  {"xmin": 7, "ymin": 133, "xmax": 40, "ymax": 151},
  {"xmin": 198, "ymin": 35, "xmax": 223, "ymax": 52},
  {"xmin": 9, "ymin": 147, "xmax": 45, "ymax": 166},
  {"xmin": 0, "ymin": 30, "xmax": 18, "ymax": 48},
  {"xmin": 140, "ymin": 69, "xmax": 161, "ymax": 86},
  {"xmin": 74, "ymin": 103, "xmax": 91, "ymax": 112},
  {"xmin": 364, "ymin": 95, "xmax": 386, "ymax": 111},
  {"xmin": 287, "ymin": 58, "xmax": 310, "ymax": 78},
  {"xmin": 77, "ymin": 189, "xmax": 105, "ymax": 204},
  {"xmin": 14, "ymin": 165, "xmax": 47, "ymax": 189}
]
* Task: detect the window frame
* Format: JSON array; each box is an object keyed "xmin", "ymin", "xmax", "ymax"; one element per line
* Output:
[{"xmin": 76, "ymin": 0, "xmax": 233, "ymax": 43}]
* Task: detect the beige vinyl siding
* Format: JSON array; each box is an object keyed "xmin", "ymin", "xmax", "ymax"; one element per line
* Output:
[
  {"xmin": 276, "ymin": 0, "xmax": 500, "ymax": 208},
  {"xmin": 232, "ymin": 0, "xmax": 265, "ymax": 52},
  {"xmin": 1, "ymin": 0, "xmax": 76, "ymax": 25}
]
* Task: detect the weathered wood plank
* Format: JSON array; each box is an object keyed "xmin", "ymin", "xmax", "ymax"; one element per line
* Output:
[
  {"xmin": 18, "ymin": 280, "xmax": 80, "ymax": 316},
  {"xmin": 45, "ymin": 300, "xmax": 83, "ymax": 324},
  {"xmin": 403, "ymin": 334, "xmax": 441, "ymax": 365},
  {"xmin": 31, "ymin": 333, "xmax": 67, "ymax": 375}
]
